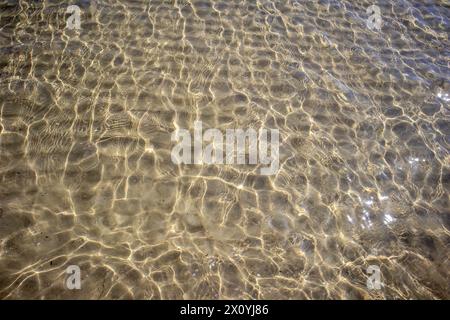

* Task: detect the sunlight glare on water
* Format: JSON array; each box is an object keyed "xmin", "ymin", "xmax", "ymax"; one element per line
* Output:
[{"xmin": 0, "ymin": 0, "xmax": 449, "ymax": 299}]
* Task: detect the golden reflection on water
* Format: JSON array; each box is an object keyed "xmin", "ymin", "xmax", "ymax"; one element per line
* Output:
[{"xmin": 0, "ymin": 0, "xmax": 449, "ymax": 299}]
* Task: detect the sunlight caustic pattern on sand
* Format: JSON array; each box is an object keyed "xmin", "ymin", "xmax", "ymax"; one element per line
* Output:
[{"xmin": 0, "ymin": 0, "xmax": 449, "ymax": 299}]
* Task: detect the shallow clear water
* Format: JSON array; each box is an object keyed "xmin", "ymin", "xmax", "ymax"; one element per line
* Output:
[{"xmin": 0, "ymin": 0, "xmax": 449, "ymax": 299}]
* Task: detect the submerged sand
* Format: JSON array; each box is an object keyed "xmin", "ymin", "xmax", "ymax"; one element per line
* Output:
[{"xmin": 0, "ymin": 0, "xmax": 449, "ymax": 299}]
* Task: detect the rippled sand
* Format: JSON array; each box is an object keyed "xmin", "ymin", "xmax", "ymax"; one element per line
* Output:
[{"xmin": 0, "ymin": 0, "xmax": 449, "ymax": 299}]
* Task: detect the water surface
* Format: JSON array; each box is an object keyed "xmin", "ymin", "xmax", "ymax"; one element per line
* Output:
[{"xmin": 0, "ymin": 0, "xmax": 449, "ymax": 299}]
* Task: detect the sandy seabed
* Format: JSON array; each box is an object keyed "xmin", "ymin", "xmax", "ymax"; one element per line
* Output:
[{"xmin": 0, "ymin": 0, "xmax": 449, "ymax": 299}]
